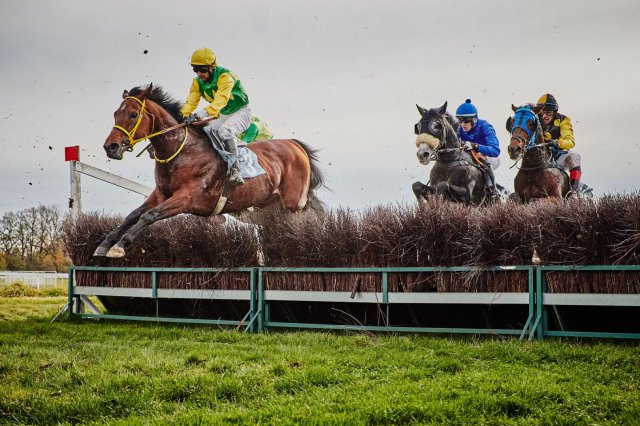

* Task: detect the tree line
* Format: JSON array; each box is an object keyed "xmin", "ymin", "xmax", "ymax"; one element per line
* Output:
[{"xmin": 0, "ymin": 205, "xmax": 69, "ymax": 271}]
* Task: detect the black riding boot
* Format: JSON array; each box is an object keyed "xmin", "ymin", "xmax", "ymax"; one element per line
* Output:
[
  {"xmin": 483, "ymin": 165, "xmax": 499, "ymax": 202},
  {"xmin": 222, "ymin": 136, "xmax": 245, "ymax": 186}
]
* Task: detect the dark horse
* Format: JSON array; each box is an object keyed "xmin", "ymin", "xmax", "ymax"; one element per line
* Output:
[
  {"xmin": 506, "ymin": 104, "xmax": 570, "ymax": 202},
  {"xmin": 94, "ymin": 84, "xmax": 324, "ymax": 258},
  {"xmin": 412, "ymin": 102, "xmax": 490, "ymax": 205}
]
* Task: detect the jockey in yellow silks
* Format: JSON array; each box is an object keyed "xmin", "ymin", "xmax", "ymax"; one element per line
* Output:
[
  {"xmin": 536, "ymin": 93, "xmax": 582, "ymax": 195},
  {"xmin": 181, "ymin": 47, "xmax": 251, "ymax": 185}
]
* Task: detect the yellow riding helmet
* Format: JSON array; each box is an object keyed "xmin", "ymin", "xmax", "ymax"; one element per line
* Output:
[{"xmin": 190, "ymin": 47, "xmax": 216, "ymax": 66}]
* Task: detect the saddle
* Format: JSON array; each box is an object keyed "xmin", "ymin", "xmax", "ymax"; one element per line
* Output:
[{"xmin": 469, "ymin": 150, "xmax": 490, "ymax": 170}]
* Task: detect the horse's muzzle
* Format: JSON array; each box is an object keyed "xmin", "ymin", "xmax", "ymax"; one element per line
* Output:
[
  {"xmin": 508, "ymin": 145, "xmax": 521, "ymax": 160},
  {"xmin": 416, "ymin": 143, "xmax": 432, "ymax": 165},
  {"xmin": 105, "ymin": 141, "xmax": 126, "ymax": 160}
]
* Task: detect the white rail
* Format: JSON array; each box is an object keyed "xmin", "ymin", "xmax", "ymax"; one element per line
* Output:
[{"xmin": 0, "ymin": 271, "xmax": 68, "ymax": 289}]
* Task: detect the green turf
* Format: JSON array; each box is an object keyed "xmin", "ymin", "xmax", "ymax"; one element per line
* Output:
[{"xmin": 1, "ymin": 297, "xmax": 639, "ymax": 425}]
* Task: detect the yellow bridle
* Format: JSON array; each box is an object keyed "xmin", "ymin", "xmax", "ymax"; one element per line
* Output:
[{"xmin": 113, "ymin": 96, "xmax": 188, "ymax": 164}]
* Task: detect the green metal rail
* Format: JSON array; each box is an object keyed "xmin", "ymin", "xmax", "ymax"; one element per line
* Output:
[
  {"xmin": 534, "ymin": 265, "xmax": 640, "ymax": 339},
  {"xmin": 68, "ymin": 266, "xmax": 259, "ymax": 332},
  {"xmin": 67, "ymin": 265, "xmax": 640, "ymax": 339}
]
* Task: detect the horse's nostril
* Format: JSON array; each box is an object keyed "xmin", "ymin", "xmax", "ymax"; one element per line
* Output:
[{"xmin": 106, "ymin": 143, "xmax": 119, "ymax": 152}]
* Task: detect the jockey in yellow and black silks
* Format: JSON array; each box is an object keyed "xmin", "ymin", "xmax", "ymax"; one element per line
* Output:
[
  {"xmin": 536, "ymin": 93, "xmax": 583, "ymax": 195},
  {"xmin": 181, "ymin": 47, "xmax": 251, "ymax": 185}
]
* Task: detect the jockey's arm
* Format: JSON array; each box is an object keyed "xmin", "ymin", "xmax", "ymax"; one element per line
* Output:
[
  {"xmin": 477, "ymin": 122, "xmax": 501, "ymax": 157},
  {"xmin": 203, "ymin": 73, "xmax": 234, "ymax": 119},
  {"xmin": 557, "ymin": 116, "xmax": 575, "ymax": 150},
  {"xmin": 179, "ymin": 79, "xmax": 202, "ymax": 117}
]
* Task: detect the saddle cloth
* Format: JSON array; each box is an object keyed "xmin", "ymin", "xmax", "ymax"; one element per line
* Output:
[{"xmin": 209, "ymin": 140, "xmax": 266, "ymax": 179}]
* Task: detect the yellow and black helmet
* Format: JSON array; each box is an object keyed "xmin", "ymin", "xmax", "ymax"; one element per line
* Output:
[
  {"xmin": 536, "ymin": 93, "xmax": 558, "ymax": 111},
  {"xmin": 190, "ymin": 47, "xmax": 216, "ymax": 66}
]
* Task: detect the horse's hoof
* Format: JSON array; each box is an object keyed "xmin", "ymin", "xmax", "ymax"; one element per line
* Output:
[
  {"xmin": 106, "ymin": 246, "xmax": 126, "ymax": 258},
  {"xmin": 93, "ymin": 246, "xmax": 109, "ymax": 257}
]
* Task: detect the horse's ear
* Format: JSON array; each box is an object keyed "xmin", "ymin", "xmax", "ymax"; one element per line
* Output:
[
  {"xmin": 437, "ymin": 102, "xmax": 448, "ymax": 115},
  {"xmin": 139, "ymin": 83, "xmax": 153, "ymax": 99},
  {"xmin": 511, "ymin": 104, "xmax": 518, "ymax": 112},
  {"xmin": 505, "ymin": 117, "xmax": 513, "ymax": 132},
  {"xmin": 416, "ymin": 104, "xmax": 427, "ymax": 116},
  {"xmin": 533, "ymin": 104, "xmax": 543, "ymax": 115},
  {"xmin": 122, "ymin": 90, "xmax": 129, "ymax": 99}
]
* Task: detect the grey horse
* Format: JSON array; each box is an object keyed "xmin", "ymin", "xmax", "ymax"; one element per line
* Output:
[{"xmin": 412, "ymin": 102, "xmax": 491, "ymax": 205}]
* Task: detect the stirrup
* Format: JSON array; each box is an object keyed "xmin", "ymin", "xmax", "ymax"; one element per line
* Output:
[{"xmin": 565, "ymin": 189, "xmax": 580, "ymax": 199}]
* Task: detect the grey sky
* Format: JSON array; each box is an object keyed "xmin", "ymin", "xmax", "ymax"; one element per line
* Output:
[{"xmin": 1, "ymin": 0, "xmax": 638, "ymax": 216}]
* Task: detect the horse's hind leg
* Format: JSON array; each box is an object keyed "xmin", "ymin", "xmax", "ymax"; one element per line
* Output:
[{"xmin": 279, "ymin": 170, "xmax": 312, "ymax": 212}]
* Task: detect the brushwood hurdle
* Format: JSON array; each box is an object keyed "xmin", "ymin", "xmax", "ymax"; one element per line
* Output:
[{"xmin": 67, "ymin": 265, "xmax": 640, "ymax": 339}]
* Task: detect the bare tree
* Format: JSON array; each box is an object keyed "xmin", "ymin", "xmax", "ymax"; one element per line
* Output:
[{"xmin": 0, "ymin": 205, "xmax": 66, "ymax": 270}]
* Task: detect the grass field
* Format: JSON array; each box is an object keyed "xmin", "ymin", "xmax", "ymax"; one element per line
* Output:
[{"xmin": 1, "ymin": 297, "xmax": 639, "ymax": 425}]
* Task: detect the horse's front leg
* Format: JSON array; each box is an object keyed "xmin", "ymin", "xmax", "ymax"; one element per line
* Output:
[
  {"xmin": 412, "ymin": 181, "xmax": 432, "ymax": 202},
  {"xmin": 435, "ymin": 181, "xmax": 470, "ymax": 203},
  {"xmin": 93, "ymin": 191, "xmax": 164, "ymax": 257},
  {"xmin": 105, "ymin": 192, "xmax": 194, "ymax": 258}
]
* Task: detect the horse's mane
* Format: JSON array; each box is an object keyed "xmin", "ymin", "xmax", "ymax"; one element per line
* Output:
[
  {"xmin": 129, "ymin": 84, "xmax": 207, "ymax": 138},
  {"xmin": 129, "ymin": 85, "xmax": 183, "ymax": 121},
  {"xmin": 443, "ymin": 111, "xmax": 460, "ymax": 132}
]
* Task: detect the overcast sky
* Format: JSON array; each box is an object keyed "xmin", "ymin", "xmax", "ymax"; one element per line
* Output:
[{"xmin": 1, "ymin": 0, "xmax": 639, "ymax": 216}]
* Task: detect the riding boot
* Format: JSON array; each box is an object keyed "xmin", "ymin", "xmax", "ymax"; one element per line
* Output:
[
  {"xmin": 223, "ymin": 136, "xmax": 245, "ymax": 186},
  {"xmin": 484, "ymin": 165, "xmax": 500, "ymax": 203},
  {"xmin": 568, "ymin": 167, "xmax": 582, "ymax": 197}
]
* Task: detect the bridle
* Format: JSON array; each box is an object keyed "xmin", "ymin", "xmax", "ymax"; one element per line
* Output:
[
  {"xmin": 509, "ymin": 108, "xmax": 553, "ymax": 170},
  {"xmin": 431, "ymin": 117, "xmax": 466, "ymax": 162},
  {"xmin": 112, "ymin": 96, "xmax": 189, "ymax": 164}
]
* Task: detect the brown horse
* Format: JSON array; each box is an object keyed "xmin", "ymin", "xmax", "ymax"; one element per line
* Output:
[
  {"xmin": 94, "ymin": 84, "xmax": 323, "ymax": 258},
  {"xmin": 506, "ymin": 104, "xmax": 570, "ymax": 202}
]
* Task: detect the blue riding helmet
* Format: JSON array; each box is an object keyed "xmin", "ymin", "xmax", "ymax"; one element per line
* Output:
[{"xmin": 455, "ymin": 99, "xmax": 478, "ymax": 118}]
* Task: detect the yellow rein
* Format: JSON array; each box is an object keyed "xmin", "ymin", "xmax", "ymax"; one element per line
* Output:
[{"xmin": 113, "ymin": 96, "xmax": 189, "ymax": 164}]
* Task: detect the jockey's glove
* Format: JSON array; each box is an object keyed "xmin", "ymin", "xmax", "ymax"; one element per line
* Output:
[
  {"xmin": 183, "ymin": 114, "xmax": 199, "ymax": 125},
  {"xmin": 548, "ymin": 139, "xmax": 560, "ymax": 149},
  {"xmin": 463, "ymin": 141, "xmax": 478, "ymax": 151}
]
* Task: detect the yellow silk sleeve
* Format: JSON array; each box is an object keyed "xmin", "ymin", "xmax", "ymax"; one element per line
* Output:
[
  {"xmin": 557, "ymin": 116, "xmax": 575, "ymax": 150},
  {"xmin": 179, "ymin": 79, "xmax": 201, "ymax": 117}
]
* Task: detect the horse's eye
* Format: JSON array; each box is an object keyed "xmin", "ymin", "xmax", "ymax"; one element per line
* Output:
[
  {"xmin": 130, "ymin": 112, "xmax": 138, "ymax": 119},
  {"xmin": 429, "ymin": 121, "xmax": 442, "ymax": 133},
  {"xmin": 414, "ymin": 123, "xmax": 421, "ymax": 134}
]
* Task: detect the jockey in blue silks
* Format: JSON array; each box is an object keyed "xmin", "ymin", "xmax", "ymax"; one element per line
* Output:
[{"xmin": 455, "ymin": 99, "xmax": 501, "ymax": 200}]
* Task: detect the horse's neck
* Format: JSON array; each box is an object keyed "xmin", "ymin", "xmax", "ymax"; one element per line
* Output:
[
  {"xmin": 436, "ymin": 132, "xmax": 464, "ymax": 162},
  {"xmin": 522, "ymin": 147, "xmax": 548, "ymax": 168}
]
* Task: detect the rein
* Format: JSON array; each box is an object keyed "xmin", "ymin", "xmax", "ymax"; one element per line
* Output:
[{"xmin": 113, "ymin": 96, "xmax": 214, "ymax": 163}]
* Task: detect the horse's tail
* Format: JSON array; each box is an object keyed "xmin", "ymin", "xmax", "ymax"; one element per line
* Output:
[{"xmin": 292, "ymin": 139, "xmax": 325, "ymax": 191}]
